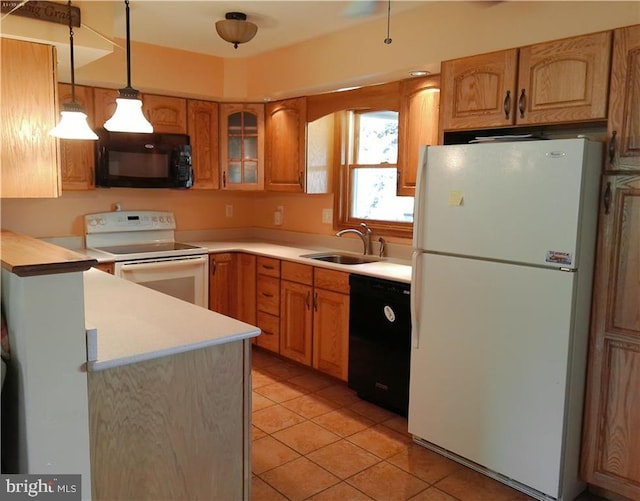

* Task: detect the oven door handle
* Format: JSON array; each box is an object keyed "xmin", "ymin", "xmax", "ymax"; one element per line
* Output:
[{"xmin": 119, "ymin": 255, "xmax": 208, "ymax": 271}]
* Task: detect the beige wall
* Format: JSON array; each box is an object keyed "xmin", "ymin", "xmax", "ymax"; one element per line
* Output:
[{"xmin": 1, "ymin": 2, "xmax": 639, "ymax": 241}]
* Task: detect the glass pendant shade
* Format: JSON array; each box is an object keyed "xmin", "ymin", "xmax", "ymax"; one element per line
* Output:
[
  {"xmin": 50, "ymin": 106, "xmax": 98, "ymax": 140},
  {"xmin": 104, "ymin": 0, "xmax": 153, "ymax": 133},
  {"xmin": 104, "ymin": 95, "xmax": 153, "ymax": 133},
  {"xmin": 216, "ymin": 12, "xmax": 257, "ymax": 49},
  {"xmin": 49, "ymin": 0, "xmax": 98, "ymax": 140}
]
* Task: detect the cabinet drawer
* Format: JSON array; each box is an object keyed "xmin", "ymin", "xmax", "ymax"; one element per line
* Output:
[
  {"xmin": 256, "ymin": 311, "xmax": 280, "ymax": 353},
  {"xmin": 314, "ymin": 268, "xmax": 350, "ymax": 294},
  {"xmin": 257, "ymin": 257, "xmax": 280, "ymax": 278},
  {"xmin": 281, "ymin": 261, "xmax": 313, "ymax": 285},
  {"xmin": 257, "ymin": 275, "xmax": 280, "ymax": 315}
]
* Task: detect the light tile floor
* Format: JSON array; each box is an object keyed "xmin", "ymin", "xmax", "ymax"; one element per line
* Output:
[{"xmin": 251, "ymin": 346, "xmax": 605, "ymax": 501}]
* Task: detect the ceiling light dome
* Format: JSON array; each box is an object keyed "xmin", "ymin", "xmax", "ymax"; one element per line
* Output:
[{"xmin": 215, "ymin": 12, "xmax": 257, "ymax": 49}]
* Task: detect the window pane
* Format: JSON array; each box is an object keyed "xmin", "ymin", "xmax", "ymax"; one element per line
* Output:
[
  {"xmin": 229, "ymin": 136, "xmax": 241, "ymax": 158},
  {"xmin": 228, "ymin": 162, "xmax": 242, "ymax": 183},
  {"xmin": 351, "ymin": 167, "xmax": 414, "ymax": 222},
  {"xmin": 244, "ymin": 161, "xmax": 257, "ymax": 183},
  {"xmin": 244, "ymin": 137, "xmax": 257, "ymax": 159},
  {"xmin": 357, "ymin": 111, "xmax": 398, "ymax": 164},
  {"xmin": 228, "ymin": 112, "xmax": 242, "ymax": 130}
]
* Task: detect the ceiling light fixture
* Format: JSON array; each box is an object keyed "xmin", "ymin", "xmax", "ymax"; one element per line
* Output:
[
  {"xmin": 49, "ymin": 1, "xmax": 98, "ymax": 140},
  {"xmin": 104, "ymin": 0, "xmax": 153, "ymax": 133},
  {"xmin": 215, "ymin": 12, "xmax": 257, "ymax": 49}
]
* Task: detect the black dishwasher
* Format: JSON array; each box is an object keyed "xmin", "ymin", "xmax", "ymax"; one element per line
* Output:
[{"xmin": 348, "ymin": 274, "xmax": 411, "ymax": 416}]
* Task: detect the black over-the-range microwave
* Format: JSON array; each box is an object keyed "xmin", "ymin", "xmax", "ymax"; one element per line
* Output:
[{"xmin": 95, "ymin": 128, "xmax": 193, "ymax": 188}]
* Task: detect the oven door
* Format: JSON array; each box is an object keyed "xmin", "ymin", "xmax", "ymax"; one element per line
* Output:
[{"xmin": 115, "ymin": 255, "xmax": 208, "ymax": 307}]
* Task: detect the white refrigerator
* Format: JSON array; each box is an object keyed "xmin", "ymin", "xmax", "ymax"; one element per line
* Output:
[{"xmin": 408, "ymin": 138, "xmax": 603, "ymax": 501}]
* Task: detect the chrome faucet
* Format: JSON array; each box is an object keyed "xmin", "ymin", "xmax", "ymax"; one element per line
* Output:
[{"xmin": 336, "ymin": 223, "xmax": 372, "ymax": 255}]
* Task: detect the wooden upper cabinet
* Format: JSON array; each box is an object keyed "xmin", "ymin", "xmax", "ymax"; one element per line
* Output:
[
  {"xmin": 219, "ymin": 103, "xmax": 265, "ymax": 190},
  {"xmin": 581, "ymin": 175, "xmax": 640, "ymax": 500},
  {"xmin": 517, "ymin": 31, "xmax": 611, "ymax": 125},
  {"xmin": 92, "ymin": 87, "xmax": 119, "ymax": 129},
  {"xmin": 265, "ymin": 97, "xmax": 307, "ymax": 192},
  {"xmin": 93, "ymin": 89, "xmax": 187, "ymax": 134},
  {"xmin": 142, "ymin": 94, "xmax": 187, "ymax": 134},
  {"xmin": 1, "ymin": 39, "xmax": 60, "ymax": 198},
  {"xmin": 58, "ymin": 84, "xmax": 96, "ymax": 190},
  {"xmin": 440, "ymin": 48, "xmax": 518, "ymax": 131},
  {"xmin": 397, "ymin": 76, "xmax": 440, "ymax": 196},
  {"xmin": 187, "ymin": 100, "xmax": 219, "ymax": 189},
  {"xmin": 607, "ymin": 25, "xmax": 640, "ymax": 171},
  {"xmin": 440, "ymin": 31, "xmax": 611, "ymax": 132}
]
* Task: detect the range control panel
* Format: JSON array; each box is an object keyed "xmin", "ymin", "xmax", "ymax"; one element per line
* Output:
[{"xmin": 85, "ymin": 211, "xmax": 176, "ymax": 234}]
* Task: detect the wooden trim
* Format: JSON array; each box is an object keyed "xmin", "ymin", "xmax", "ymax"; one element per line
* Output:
[
  {"xmin": 1, "ymin": 230, "xmax": 96, "ymax": 277},
  {"xmin": 307, "ymin": 81, "xmax": 401, "ymax": 122}
]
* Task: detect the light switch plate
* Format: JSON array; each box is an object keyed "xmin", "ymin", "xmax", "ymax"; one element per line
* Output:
[{"xmin": 322, "ymin": 208, "xmax": 333, "ymax": 224}]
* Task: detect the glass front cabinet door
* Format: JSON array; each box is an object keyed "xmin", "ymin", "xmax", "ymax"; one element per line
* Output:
[{"xmin": 220, "ymin": 103, "xmax": 265, "ymax": 190}]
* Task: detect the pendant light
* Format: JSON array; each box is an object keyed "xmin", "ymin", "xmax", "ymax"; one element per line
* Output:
[
  {"xmin": 104, "ymin": 0, "xmax": 153, "ymax": 133},
  {"xmin": 49, "ymin": 1, "xmax": 98, "ymax": 140}
]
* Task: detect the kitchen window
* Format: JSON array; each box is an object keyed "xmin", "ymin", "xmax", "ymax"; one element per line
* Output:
[{"xmin": 337, "ymin": 110, "xmax": 414, "ymax": 237}]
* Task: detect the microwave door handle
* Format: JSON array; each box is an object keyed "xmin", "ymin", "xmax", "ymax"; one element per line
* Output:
[{"xmin": 120, "ymin": 256, "xmax": 207, "ymax": 272}]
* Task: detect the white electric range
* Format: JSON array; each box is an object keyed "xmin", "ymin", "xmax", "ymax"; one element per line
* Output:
[{"xmin": 85, "ymin": 210, "xmax": 209, "ymax": 307}]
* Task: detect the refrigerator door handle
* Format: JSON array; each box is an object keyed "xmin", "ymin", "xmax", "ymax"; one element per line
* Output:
[{"xmin": 411, "ymin": 250, "xmax": 423, "ymax": 349}]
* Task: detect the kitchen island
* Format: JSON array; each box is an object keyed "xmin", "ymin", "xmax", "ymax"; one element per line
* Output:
[
  {"xmin": 1, "ymin": 231, "xmax": 260, "ymax": 501},
  {"xmin": 84, "ymin": 268, "xmax": 259, "ymax": 500}
]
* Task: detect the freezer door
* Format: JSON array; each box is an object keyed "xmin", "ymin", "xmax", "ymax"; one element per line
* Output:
[
  {"xmin": 408, "ymin": 253, "xmax": 578, "ymax": 498},
  {"xmin": 417, "ymin": 139, "xmax": 599, "ymax": 268}
]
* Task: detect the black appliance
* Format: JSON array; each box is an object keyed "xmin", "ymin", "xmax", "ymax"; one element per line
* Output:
[
  {"xmin": 95, "ymin": 128, "xmax": 192, "ymax": 188},
  {"xmin": 348, "ymin": 274, "xmax": 411, "ymax": 416}
]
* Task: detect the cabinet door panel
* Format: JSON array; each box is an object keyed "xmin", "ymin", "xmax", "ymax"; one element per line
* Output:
[
  {"xmin": 142, "ymin": 94, "xmax": 187, "ymax": 134},
  {"xmin": 581, "ymin": 175, "xmax": 640, "ymax": 500},
  {"xmin": 440, "ymin": 49, "xmax": 518, "ymax": 131},
  {"xmin": 312, "ymin": 288, "xmax": 349, "ymax": 381},
  {"xmin": 397, "ymin": 76, "xmax": 440, "ymax": 196},
  {"xmin": 187, "ymin": 100, "xmax": 219, "ymax": 189},
  {"xmin": 517, "ymin": 31, "xmax": 611, "ymax": 124},
  {"xmin": 236, "ymin": 254, "xmax": 256, "ymax": 325},
  {"xmin": 265, "ymin": 98, "xmax": 306, "ymax": 192},
  {"xmin": 209, "ymin": 253, "xmax": 236, "ymax": 316},
  {"xmin": 58, "ymin": 84, "xmax": 95, "ymax": 190},
  {"xmin": 1, "ymin": 39, "xmax": 60, "ymax": 198},
  {"xmin": 93, "ymin": 87, "xmax": 119, "ymax": 129},
  {"xmin": 607, "ymin": 25, "xmax": 640, "ymax": 171},
  {"xmin": 280, "ymin": 281, "xmax": 312, "ymax": 365}
]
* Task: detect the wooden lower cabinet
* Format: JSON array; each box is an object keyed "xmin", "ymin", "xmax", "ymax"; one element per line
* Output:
[
  {"xmin": 209, "ymin": 253, "xmax": 236, "ymax": 316},
  {"xmin": 279, "ymin": 261, "xmax": 313, "ymax": 364},
  {"xmin": 278, "ymin": 262, "xmax": 350, "ymax": 381},
  {"xmin": 209, "ymin": 253, "xmax": 256, "ymax": 324},
  {"xmin": 581, "ymin": 175, "xmax": 640, "ymax": 500},
  {"xmin": 235, "ymin": 253, "xmax": 256, "ymax": 325},
  {"xmin": 255, "ymin": 257, "xmax": 281, "ymax": 352}
]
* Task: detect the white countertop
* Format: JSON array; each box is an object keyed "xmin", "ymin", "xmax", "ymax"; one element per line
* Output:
[
  {"xmin": 185, "ymin": 241, "xmax": 412, "ymax": 283},
  {"xmin": 83, "ymin": 268, "xmax": 260, "ymax": 372},
  {"xmin": 85, "ymin": 240, "xmax": 412, "ymax": 283}
]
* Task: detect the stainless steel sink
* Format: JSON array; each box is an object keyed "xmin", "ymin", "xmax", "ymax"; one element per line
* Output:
[{"xmin": 301, "ymin": 252, "xmax": 380, "ymax": 265}]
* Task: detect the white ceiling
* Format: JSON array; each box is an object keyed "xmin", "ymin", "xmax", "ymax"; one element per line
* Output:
[{"xmin": 110, "ymin": 1, "xmax": 429, "ymax": 58}]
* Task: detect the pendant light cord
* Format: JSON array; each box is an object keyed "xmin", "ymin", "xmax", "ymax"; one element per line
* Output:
[
  {"xmin": 384, "ymin": 0, "xmax": 392, "ymax": 44},
  {"xmin": 125, "ymin": 0, "xmax": 132, "ymax": 89},
  {"xmin": 67, "ymin": 0, "xmax": 76, "ymax": 103}
]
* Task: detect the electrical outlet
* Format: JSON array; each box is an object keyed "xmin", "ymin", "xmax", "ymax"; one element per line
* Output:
[
  {"xmin": 225, "ymin": 205, "xmax": 233, "ymax": 218},
  {"xmin": 274, "ymin": 210, "xmax": 283, "ymax": 226},
  {"xmin": 322, "ymin": 208, "xmax": 333, "ymax": 224}
]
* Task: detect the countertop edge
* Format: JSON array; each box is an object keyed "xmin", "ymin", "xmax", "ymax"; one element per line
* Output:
[{"xmin": 87, "ymin": 328, "xmax": 260, "ymax": 372}]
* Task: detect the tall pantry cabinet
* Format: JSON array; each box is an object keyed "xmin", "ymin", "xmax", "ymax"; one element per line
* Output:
[{"xmin": 581, "ymin": 24, "xmax": 640, "ymax": 501}]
